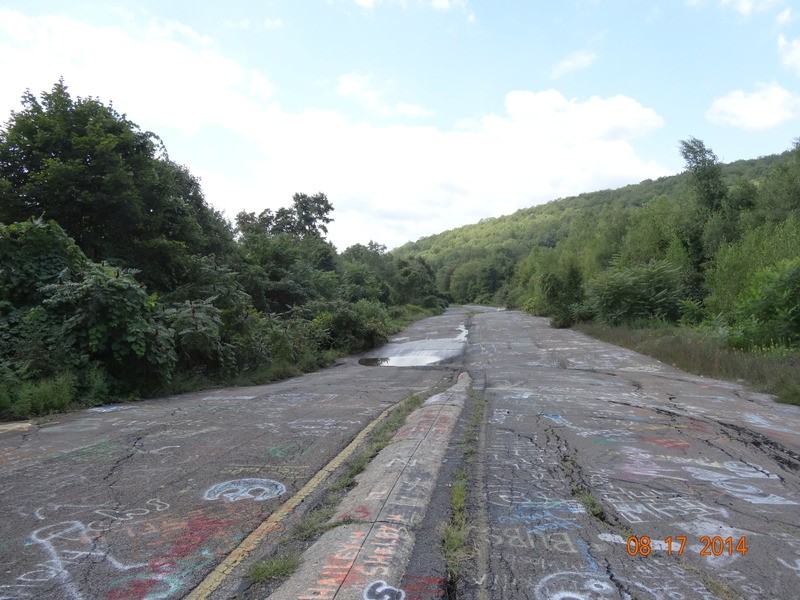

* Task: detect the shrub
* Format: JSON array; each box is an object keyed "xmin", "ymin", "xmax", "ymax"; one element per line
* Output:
[
  {"xmin": 41, "ymin": 263, "xmax": 176, "ymax": 392},
  {"xmin": 585, "ymin": 260, "xmax": 686, "ymax": 325},
  {"xmin": 13, "ymin": 372, "xmax": 77, "ymax": 417},
  {"xmin": 730, "ymin": 258, "xmax": 800, "ymax": 349}
]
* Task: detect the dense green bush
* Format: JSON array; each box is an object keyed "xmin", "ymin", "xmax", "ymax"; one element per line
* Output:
[
  {"xmin": 299, "ymin": 299, "xmax": 390, "ymax": 354},
  {"xmin": 730, "ymin": 258, "xmax": 800, "ymax": 349},
  {"xmin": 585, "ymin": 260, "xmax": 686, "ymax": 325},
  {"xmin": 0, "ymin": 83, "xmax": 444, "ymax": 420},
  {"xmin": 705, "ymin": 216, "xmax": 800, "ymax": 318}
]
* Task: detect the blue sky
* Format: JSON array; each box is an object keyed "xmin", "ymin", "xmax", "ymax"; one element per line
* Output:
[{"xmin": 1, "ymin": 1, "xmax": 798, "ymax": 249}]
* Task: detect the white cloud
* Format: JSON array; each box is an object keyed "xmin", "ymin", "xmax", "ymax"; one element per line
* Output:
[
  {"xmin": 777, "ymin": 8, "xmax": 792, "ymax": 24},
  {"xmin": 720, "ymin": 0, "xmax": 779, "ymax": 16},
  {"xmin": 779, "ymin": 34, "xmax": 800, "ymax": 75},
  {"xmin": 396, "ymin": 102, "xmax": 435, "ymax": 117},
  {"xmin": 551, "ymin": 50, "xmax": 597, "ymax": 79},
  {"xmin": 336, "ymin": 72, "xmax": 433, "ymax": 117},
  {"xmin": 707, "ymin": 83, "xmax": 800, "ymax": 130},
  {"xmin": 0, "ymin": 9, "xmax": 668, "ymax": 251},
  {"xmin": 0, "ymin": 8, "xmax": 271, "ymax": 137},
  {"xmin": 688, "ymin": 0, "xmax": 781, "ymax": 15},
  {"xmin": 350, "ymin": 0, "xmax": 474, "ymax": 20}
]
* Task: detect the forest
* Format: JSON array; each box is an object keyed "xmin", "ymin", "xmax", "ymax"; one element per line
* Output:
[
  {"xmin": 2, "ymin": 81, "xmax": 798, "ymax": 418},
  {"xmin": 0, "ymin": 82, "xmax": 447, "ymax": 419},
  {"xmin": 395, "ymin": 138, "xmax": 800, "ymax": 403}
]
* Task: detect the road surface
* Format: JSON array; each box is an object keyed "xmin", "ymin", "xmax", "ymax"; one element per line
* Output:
[{"xmin": 1, "ymin": 307, "xmax": 799, "ymax": 599}]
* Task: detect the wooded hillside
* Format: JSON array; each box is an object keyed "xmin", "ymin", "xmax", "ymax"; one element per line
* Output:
[{"xmin": 395, "ymin": 143, "xmax": 798, "ymax": 338}]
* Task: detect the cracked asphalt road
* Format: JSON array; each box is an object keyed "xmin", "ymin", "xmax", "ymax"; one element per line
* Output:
[
  {"xmin": 456, "ymin": 309, "xmax": 800, "ymax": 600},
  {"xmin": 0, "ymin": 309, "xmax": 468, "ymax": 600},
  {"xmin": 2, "ymin": 307, "xmax": 799, "ymax": 600}
]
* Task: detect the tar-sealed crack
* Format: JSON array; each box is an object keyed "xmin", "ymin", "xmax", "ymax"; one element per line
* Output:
[
  {"xmin": 102, "ymin": 435, "xmax": 144, "ymax": 483},
  {"xmin": 719, "ymin": 421, "xmax": 800, "ymax": 472},
  {"xmin": 604, "ymin": 558, "xmax": 633, "ymax": 599}
]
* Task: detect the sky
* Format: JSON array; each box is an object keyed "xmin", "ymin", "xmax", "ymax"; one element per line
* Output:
[{"xmin": 1, "ymin": 1, "xmax": 798, "ymax": 250}]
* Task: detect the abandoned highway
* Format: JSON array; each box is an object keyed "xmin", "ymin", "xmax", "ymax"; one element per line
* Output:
[{"xmin": 1, "ymin": 306, "xmax": 799, "ymax": 599}]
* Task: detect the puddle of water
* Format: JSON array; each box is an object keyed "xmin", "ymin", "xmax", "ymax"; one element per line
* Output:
[
  {"xmin": 359, "ymin": 325, "xmax": 468, "ymax": 367},
  {"xmin": 358, "ymin": 358, "xmax": 389, "ymax": 366}
]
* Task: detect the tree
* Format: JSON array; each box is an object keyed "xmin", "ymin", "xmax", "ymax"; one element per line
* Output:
[
  {"xmin": 679, "ymin": 137, "xmax": 727, "ymax": 212},
  {"xmin": 0, "ymin": 80, "xmax": 235, "ymax": 290},
  {"xmin": 236, "ymin": 192, "xmax": 334, "ymax": 239}
]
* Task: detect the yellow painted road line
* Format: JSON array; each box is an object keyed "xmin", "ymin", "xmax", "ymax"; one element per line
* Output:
[{"xmin": 185, "ymin": 400, "xmax": 406, "ymax": 600}]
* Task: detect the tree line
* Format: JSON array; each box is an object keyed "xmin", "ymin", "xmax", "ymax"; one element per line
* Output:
[
  {"xmin": 395, "ymin": 137, "xmax": 800, "ymax": 352},
  {"xmin": 0, "ymin": 81, "xmax": 446, "ymax": 419}
]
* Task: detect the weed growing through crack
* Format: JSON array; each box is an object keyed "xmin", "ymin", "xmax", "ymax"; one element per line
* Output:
[
  {"xmin": 573, "ymin": 487, "xmax": 606, "ymax": 522},
  {"xmin": 248, "ymin": 554, "xmax": 302, "ymax": 583},
  {"xmin": 443, "ymin": 469, "xmax": 470, "ymax": 584},
  {"xmin": 460, "ymin": 389, "xmax": 485, "ymax": 461},
  {"xmin": 288, "ymin": 508, "xmax": 337, "ymax": 541},
  {"xmin": 328, "ymin": 393, "xmax": 424, "ymax": 492},
  {"xmin": 444, "ymin": 388, "xmax": 486, "ymax": 598}
]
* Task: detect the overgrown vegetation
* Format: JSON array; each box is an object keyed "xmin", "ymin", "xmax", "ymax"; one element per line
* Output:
[
  {"xmin": 575, "ymin": 322, "xmax": 800, "ymax": 405},
  {"xmin": 443, "ymin": 386, "xmax": 485, "ymax": 598},
  {"xmin": 247, "ymin": 554, "xmax": 302, "ymax": 584},
  {"xmin": 442, "ymin": 469, "xmax": 469, "ymax": 595},
  {"xmin": 395, "ymin": 137, "xmax": 800, "ymax": 403},
  {"xmin": 0, "ymin": 81, "xmax": 447, "ymax": 419}
]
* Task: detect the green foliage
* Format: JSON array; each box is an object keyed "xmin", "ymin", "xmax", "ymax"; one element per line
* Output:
[
  {"xmin": 248, "ymin": 554, "xmax": 301, "ymax": 583},
  {"xmin": 585, "ymin": 260, "xmax": 686, "ymax": 325},
  {"xmin": 3, "ymin": 82, "xmax": 797, "ymax": 417},
  {"xmin": 14, "ymin": 372, "xmax": 77, "ymax": 417},
  {"xmin": 536, "ymin": 265, "xmax": 585, "ymax": 328},
  {"xmin": 235, "ymin": 193, "xmax": 334, "ymax": 239},
  {"xmin": 0, "ymin": 218, "xmax": 88, "ymax": 307},
  {"xmin": 395, "ymin": 256, "xmax": 447, "ymax": 309},
  {"xmin": 299, "ymin": 299, "xmax": 391, "ymax": 354},
  {"xmin": 705, "ymin": 216, "xmax": 800, "ymax": 317},
  {"xmin": 0, "ymin": 80, "xmax": 235, "ymax": 291},
  {"xmin": 730, "ymin": 258, "xmax": 800, "ymax": 349},
  {"xmin": 679, "ymin": 136, "xmax": 727, "ymax": 212},
  {"xmin": 41, "ymin": 263, "xmax": 176, "ymax": 391}
]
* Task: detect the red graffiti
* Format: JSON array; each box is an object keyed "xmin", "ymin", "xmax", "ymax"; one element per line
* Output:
[
  {"xmin": 337, "ymin": 505, "xmax": 371, "ymax": 520},
  {"xmin": 404, "ymin": 575, "xmax": 446, "ymax": 600},
  {"xmin": 108, "ymin": 577, "xmax": 160, "ymax": 600},
  {"xmin": 169, "ymin": 516, "xmax": 232, "ymax": 558}
]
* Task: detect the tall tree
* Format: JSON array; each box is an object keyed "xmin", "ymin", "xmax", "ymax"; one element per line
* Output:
[
  {"xmin": 679, "ymin": 137, "xmax": 727, "ymax": 212},
  {"xmin": 0, "ymin": 80, "xmax": 234, "ymax": 290}
]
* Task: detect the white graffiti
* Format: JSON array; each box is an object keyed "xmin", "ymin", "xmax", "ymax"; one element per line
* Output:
[
  {"xmin": 682, "ymin": 465, "xmax": 798, "ymax": 505},
  {"xmin": 363, "ymin": 580, "xmax": 406, "ymax": 600},
  {"xmin": 21, "ymin": 521, "xmax": 147, "ymax": 600},
  {"xmin": 534, "ymin": 571, "xmax": 618, "ymax": 600},
  {"xmin": 777, "ymin": 557, "xmax": 800, "ymax": 575},
  {"xmin": 203, "ymin": 478, "xmax": 285, "ymax": 502}
]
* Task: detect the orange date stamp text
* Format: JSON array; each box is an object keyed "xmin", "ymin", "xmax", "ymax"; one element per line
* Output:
[{"xmin": 626, "ymin": 535, "xmax": 748, "ymax": 557}]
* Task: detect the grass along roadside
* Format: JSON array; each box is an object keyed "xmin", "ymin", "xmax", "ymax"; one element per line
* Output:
[
  {"xmin": 442, "ymin": 469, "xmax": 469, "ymax": 594},
  {"xmin": 574, "ymin": 322, "xmax": 800, "ymax": 406},
  {"xmin": 443, "ymin": 386, "xmax": 486, "ymax": 598},
  {"xmin": 242, "ymin": 390, "xmax": 428, "ymax": 596}
]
